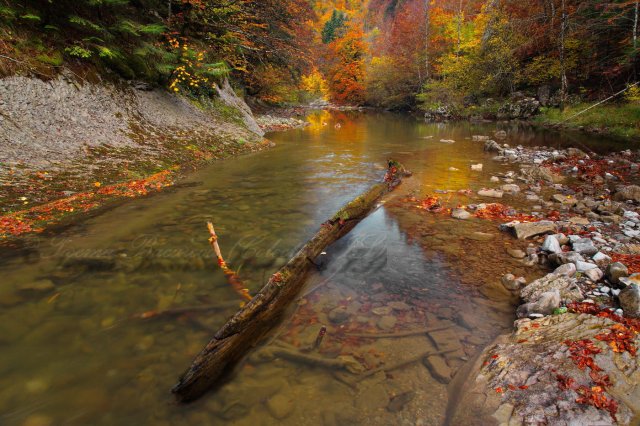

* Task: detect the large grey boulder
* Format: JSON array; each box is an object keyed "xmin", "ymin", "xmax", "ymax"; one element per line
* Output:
[{"xmin": 517, "ymin": 289, "xmax": 560, "ymax": 318}]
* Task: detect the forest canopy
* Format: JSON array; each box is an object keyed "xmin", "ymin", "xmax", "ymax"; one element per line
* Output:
[{"xmin": 1, "ymin": 0, "xmax": 638, "ymax": 109}]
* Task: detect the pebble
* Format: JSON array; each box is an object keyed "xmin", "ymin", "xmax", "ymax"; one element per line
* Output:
[
  {"xmin": 377, "ymin": 315, "xmax": 397, "ymax": 330},
  {"xmin": 490, "ymin": 176, "xmax": 500, "ymax": 183},
  {"xmin": 471, "ymin": 163, "xmax": 483, "ymax": 171},
  {"xmin": 328, "ymin": 306, "xmax": 350, "ymax": 324},
  {"xmin": 267, "ymin": 394, "xmax": 294, "ymax": 419},
  {"xmin": 451, "ymin": 208, "xmax": 472, "ymax": 220},
  {"xmin": 478, "ymin": 189, "xmax": 503, "ymax": 198},
  {"xmin": 506, "ymin": 248, "xmax": 526, "ymax": 259}
]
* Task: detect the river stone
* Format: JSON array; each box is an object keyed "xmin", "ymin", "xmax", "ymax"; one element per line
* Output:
[
  {"xmin": 328, "ymin": 306, "xmax": 350, "ymax": 324},
  {"xmin": 592, "ymin": 252, "xmax": 612, "ymax": 265},
  {"xmin": 478, "ymin": 189, "xmax": 503, "ymax": 198},
  {"xmin": 541, "ymin": 235, "xmax": 562, "ymax": 254},
  {"xmin": 501, "ymin": 274, "xmax": 525, "ymax": 291},
  {"xmin": 506, "ymin": 248, "xmax": 526, "ymax": 259},
  {"xmin": 501, "ymin": 184, "xmax": 520, "ymax": 193},
  {"xmin": 451, "ymin": 208, "xmax": 472, "ymax": 220},
  {"xmin": 504, "ymin": 221, "xmax": 556, "ymax": 240},
  {"xmin": 516, "ymin": 289, "xmax": 560, "ymax": 318},
  {"xmin": 355, "ymin": 384, "xmax": 389, "ymax": 410},
  {"xmin": 606, "ymin": 262, "xmax": 629, "ymax": 285},
  {"xmin": 554, "ymin": 263, "xmax": 576, "ymax": 277},
  {"xmin": 372, "ymin": 306, "xmax": 393, "ymax": 316},
  {"xmin": 387, "ymin": 391, "xmax": 415, "ymax": 413},
  {"xmin": 377, "ymin": 315, "xmax": 397, "ymax": 331},
  {"xmin": 467, "ymin": 232, "xmax": 494, "ymax": 241},
  {"xmin": 568, "ymin": 216, "xmax": 590, "ymax": 225},
  {"xmin": 572, "ymin": 239, "xmax": 598, "ymax": 256},
  {"xmin": 613, "ymin": 185, "xmax": 640, "ymax": 202},
  {"xmin": 267, "ymin": 394, "xmax": 294, "ymax": 419},
  {"xmin": 619, "ymin": 284, "xmax": 640, "ymax": 318},
  {"xmin": 388, "ymin": 301, "xmax": 410, "ymax": 311},
  {"xmin": 423, "ymin": 355, "xmax": 452, "ymax": 384},
  {"xmin": 575, "ymin": 261, "xmax": 597, "ymax": 272},
  {"xmin": 520, "ymin": 273, "xmax": 582, "ymax": 303},
  {"xmin": 583, "ymin": 268, "xmax": 604, "ymax": 282},
  {"xmin": 552, "ymin": 194, "xmax": 576, "ymax": 205}
]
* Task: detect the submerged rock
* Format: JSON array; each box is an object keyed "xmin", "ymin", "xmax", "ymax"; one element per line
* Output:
[
  {"xmin": 451, "ymin": 208, "xmax": 472, "ymax": 220},
  {"xmin": 423, "ymin": 355, "xmax": 452, "ymax": 384},
  {"xmin": 267, "ymin": 393, "xmax": 294, "ymax": 420},
  {"xmin": 478, "ymin": 189, "xmax": 503, "ymax": 198}
]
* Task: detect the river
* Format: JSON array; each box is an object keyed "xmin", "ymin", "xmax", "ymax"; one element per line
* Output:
[{"xmin": 0, "ymin": 111, "xmax": 634, "ymax": 426}]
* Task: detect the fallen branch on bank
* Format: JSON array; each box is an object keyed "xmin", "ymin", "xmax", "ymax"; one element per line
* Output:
[{"xmin": 171, "ymin": 161, "xmax": 411, "ymax": 402}]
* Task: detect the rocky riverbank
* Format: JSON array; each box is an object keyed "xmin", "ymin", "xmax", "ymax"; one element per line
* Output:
[
  {"xmin": 421, "ymin": 134, "xmax": 640, "ymax": 424},
  {"xmin": 0, "ymin": 73, "xmax": 270, "ymax": 239}
]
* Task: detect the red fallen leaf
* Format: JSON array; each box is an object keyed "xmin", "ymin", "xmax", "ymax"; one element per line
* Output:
[
  {"xmin": 557, "ymin": 374, "xmax": 576, "ymax": 390},
  {"xmin": 532, "ymin": 323, "xmax": 541, "ymax": 328},
  {"xmin": 518, "ymin": 385, "xmax": 529, "ymax": 390},
  {"xmin": 491, "ymin": 354, "xmax": 499, "ymax": 359},
  {"xmin": 517, "ymin": 339, "xmax": 529, "ymax": 343},
  {"xmin": 508, "ymin": 384, "xmax": 516, "ymax": 391},
  {"xmin": 610, "ymin": 253, "xmax": 640, "ymax": 274},
  {"xmin": 474, "ymin": 203, "xmax": 541, "ymax": 222},
  {"xmin": 483, "ymin": 361, "xmax": 489, "ymax": 366},
  {"xmin": 495, "ymin": 387, "xmax": 504, "ymax": 394}
]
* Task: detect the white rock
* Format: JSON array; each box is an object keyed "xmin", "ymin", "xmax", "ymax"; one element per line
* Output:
[
  {"xmin": 576, "ymin": 261, "xmax": 597, "ymax": 272},
  {"xmin": 584, "ymin": 268, "xmax": 604, "ymax": 282},
  {"xmin": 478, "ymin": 189, "xmax": 503, "ymax": 198},
  {"xmin": 490, "ymin": 176, "xmax": 500, "ymax": 183},
  {"xmin": 554, "ymin": 263, "xmax": 576, "ymax": 277},
  {"xmin": 471, "ymin": 163, "xmax": 483, "ymax": 171},
  {"xmin": 448, "ymin": 167, "xmax": 459, "ymax": 171},
  {"xmin": 612, "ymin": 289, "xmax": 621, "ymax": 297},
  {"xmin": 600, "ymin": 286, "xmax": 611, "ymax": 294},
  {"xmin": 541, "ymin": 235, "xmax": 562, "ymax": 254},
  {"xmin": 592, "ymin": 252, "xmax": 611, "ymax": 263},
  {"xmin": 501, "ymin": 184, "xmax": 520, "ymax": 193},
  {"xmin": 614, "ymin": 308, "xmax": 623, "ymax": 316}
]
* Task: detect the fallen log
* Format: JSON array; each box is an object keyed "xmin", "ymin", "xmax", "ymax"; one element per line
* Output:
[{"xmin": 171, "ymin": 161, "xmax": 410, "ymax": 402}]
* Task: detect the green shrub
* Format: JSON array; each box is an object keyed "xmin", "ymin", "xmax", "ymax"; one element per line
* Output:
[{"xmin": 36, "ymin": 51, "xmax": 64, "ymax": 66}]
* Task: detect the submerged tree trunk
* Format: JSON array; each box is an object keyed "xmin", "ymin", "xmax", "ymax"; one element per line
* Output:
[{"xmin": 171, "ymin": 162, "xmax": 411, "ymax": 402}]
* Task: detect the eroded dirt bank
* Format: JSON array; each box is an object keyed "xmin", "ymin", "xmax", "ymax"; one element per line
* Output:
[{"xmin": 0, "ymin": 74, "xmax": 270, "ymax": 238}]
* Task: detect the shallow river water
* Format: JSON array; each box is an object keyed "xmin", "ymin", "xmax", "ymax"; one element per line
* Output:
[{"xmin": 0, "ymin": 111, "xmax": 634, "ymax": 426}]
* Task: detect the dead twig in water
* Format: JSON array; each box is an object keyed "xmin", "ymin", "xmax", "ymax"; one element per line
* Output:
[
  {"xmin": 133, "ymin": 301, "xmax": 240, "ymax": 319},
  {"xmin": 355, "ymin": 348, "xmax": 458, "ymax": 382},
  {"xmin": 345, "ymin": 325, "xmax": 452, "ymax": 339},
  {"xmin": 207, "ymin": 222, "xmax": 252, "ymax": 302}
]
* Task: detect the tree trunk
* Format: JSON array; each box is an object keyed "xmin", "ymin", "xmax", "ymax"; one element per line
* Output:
[
  {"xmin": 634, "ymin": 0, "xmax": 638, "ymax": 50},
  {"xmin": 171, "ymin": 162, "xmax": 411, "ymax": 402},
  {"xmin": 425, "ymin": 0, "xmax": 430, "ymax": 81},
  {"xmin": 559, "ymin": 0, "xmax": 568, "ymax": 111}
]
